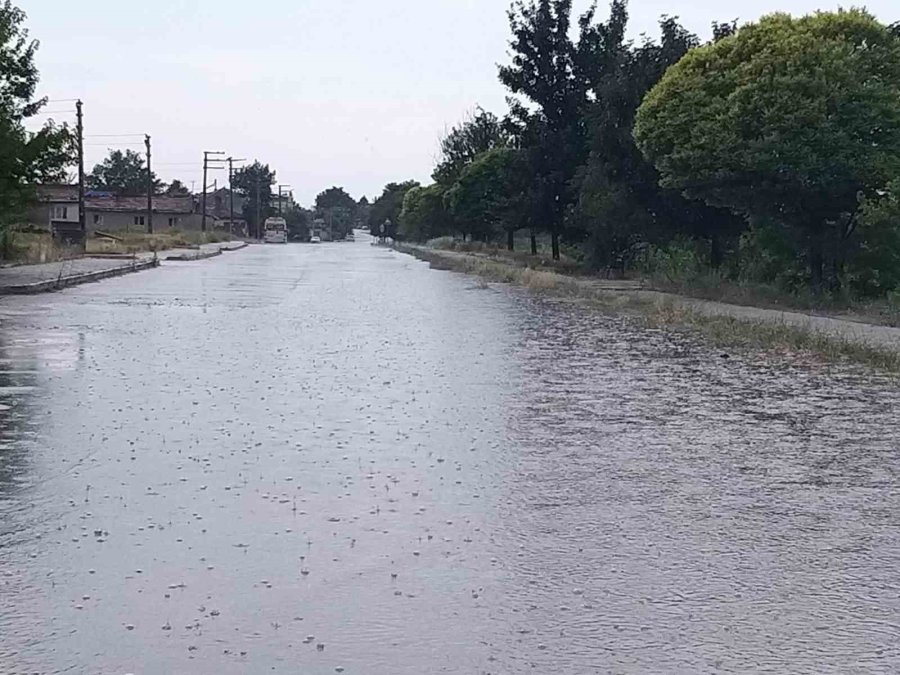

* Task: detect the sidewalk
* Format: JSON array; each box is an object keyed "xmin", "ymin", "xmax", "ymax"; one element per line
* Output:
[{"xmin": 0, "ymin": 241, "xmax": 248, "ymax": 295}]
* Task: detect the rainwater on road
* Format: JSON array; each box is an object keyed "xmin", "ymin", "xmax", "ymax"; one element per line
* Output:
[{"xmin": 1, "ymin": 237, "xmax": 899, "ymax": 674}]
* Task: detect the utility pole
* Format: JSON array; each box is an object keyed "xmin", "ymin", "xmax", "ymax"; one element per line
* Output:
[
  {"xmin": 255, "ymin": 174, "xmax": 261, "ymax": 240},
  {"xmin": 145, "ymin": 134, "xmax": 153, "ymax": 234},
  {"xmin": 201, "ymin": 151, "xmax": 226, "ymax": 233},
  {"xmin": 229, "ymin": 159, "xmax": 234, "ymax": 236},
  {"xmin": 76, "ymin": 99, "xmax": 85, "ymax": 250},
  {"xmin": 227, "ymin": 157, "xmax": 245, "ymax": 237}
]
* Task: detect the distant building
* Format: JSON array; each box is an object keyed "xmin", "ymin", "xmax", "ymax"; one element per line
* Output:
[
  {"xmin": 198, "ymin": 187, "xmax": 247, "ymax": 235},
  {"xmin": 270, "ymin": 193, "xmax": 294, "ymax": 216},
  {"xmin": 311, "ymin": 217, "xmax": 332, "ymax": 242}
]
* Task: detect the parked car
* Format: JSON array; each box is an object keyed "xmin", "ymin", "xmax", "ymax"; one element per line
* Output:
[{"xmin": 310, "ymin": 236, "xmax": 322, "ymax": 244}]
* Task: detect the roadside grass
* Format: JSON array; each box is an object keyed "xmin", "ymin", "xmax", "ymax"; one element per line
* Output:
[
  {"xmin": 649, "ymin": 274, "xmax": 900, "ymax": 328},
  {"xmin": 0, "ymin": 230, "xmax": 78, "ymax": 265},
  {"xmin": 646, "ymin": 301, "xmax": 900, "ymax": 372},
  {"xmin": 401, "ymin": 244, "xmax": 900, "ymax": 373},
  {"xmin": 423, "ymin": 236, "xmax": 900, "ymax": 328},
  {"xmin": 86, "ymin": 229, "xmax": 235, "ymax": 255},
  {"xmin": 423, "ymin": 237, "xmax": 583, "ymax": 274},
  {"xmin": 0, "ymin": 228, "xmax": 237, "ymax": 263}
]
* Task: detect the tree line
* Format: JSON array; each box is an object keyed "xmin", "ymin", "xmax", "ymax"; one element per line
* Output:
[{"xmin": 375, "ymin": 1, "xmax": 900, "ymax": 299}]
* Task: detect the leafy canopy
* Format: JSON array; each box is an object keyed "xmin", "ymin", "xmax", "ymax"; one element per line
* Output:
[
  {"xmin": 634, "ymin": 10, "xmax": 900, "ymax": 230},
  {"xmin": 447, "ymin": 148, "xmax": 529, "ymax": 241},
  {"xmin": 398, "ymin": 184, "xmax": 453, "ymax": 242},
  {"xmin": 232, "ymin": 161, "xmax": 276, "ymax": 234},
  {"xmin": 87, "ymin": 149, "xmax": 162, "ymax": 195},
  {"xmin": 433, "ymin": 108, "xmax": 509, "ymax": 186},
  {"xmin": 0, "ymin": 0, "xmax": 72, "ymax": 223},
  {"xmin": 368, "ymin": 181, "xmax": 419, "ymax": 238},
  {"xmin": 315, "ymin": 186, "xmax": 356, "ymax": 213}
]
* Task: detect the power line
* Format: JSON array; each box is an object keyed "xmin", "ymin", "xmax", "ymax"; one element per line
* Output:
[
  {"xmin": 83, "ymin": 142, "xmax": 145, "ymax": 147},
  {"xmin": 84, "ymin": 134, "xmax": 145, "ymax": 138}
]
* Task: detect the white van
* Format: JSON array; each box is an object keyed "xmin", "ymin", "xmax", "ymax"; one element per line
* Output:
[{"xmin": 264, "ymin": 217, "xmax": 288, "ymax": 243}]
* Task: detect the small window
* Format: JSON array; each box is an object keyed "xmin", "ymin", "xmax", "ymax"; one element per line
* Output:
[
  {"xmin": 134, "ymin": 216, "xmax": 145, "ymax": 226},
  {"xmin": 55, "ymin": 206, "xmax": 68, "ymax": 219},
  {"xmin": 168, "ymin": 217, "xmax": 178, "ymax": 227},
  {"xmin": 93, "ymin": 214, "xmax": 102, "ymax": 225}
]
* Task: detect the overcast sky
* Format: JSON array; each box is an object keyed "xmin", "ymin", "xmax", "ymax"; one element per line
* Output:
[{"xmin": 26, "ymin": 0, "xmax": 899, "ymax": 205}]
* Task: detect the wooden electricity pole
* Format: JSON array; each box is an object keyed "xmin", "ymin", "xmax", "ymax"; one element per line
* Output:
[
  {"xmin": 145, "ymin": 134, "xmax": 153, "ymax": 234},
  {"xmin": 201, "ymin": 152, "xmax": 209, "ymax": 233},
  {"xmin": 255, "ymin": 174, "xmax": 261, "ymax": 239},
  {"xmin": 227, "ymin": 157, "xmax": 245, "ymax": 237},
  {"xmin": 76, "ymin": 99, "xmax": 85, "ymax": 250},
  {"xmin": 201, "ymin": 151, "xmax": 225, "ymax": 233}
]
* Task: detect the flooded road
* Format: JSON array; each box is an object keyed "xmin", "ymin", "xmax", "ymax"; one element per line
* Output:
[{"xmin": 1, "ymin": 237, "xmax": 899, "ymax": 674}]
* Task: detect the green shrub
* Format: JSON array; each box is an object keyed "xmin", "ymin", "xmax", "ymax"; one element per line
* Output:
[
  {"xmin": 846, "ymin": 182, "xmax": 900, "ymax": 297},
  {"xmin": 426, "ymin": 236, "xmax": 457, "ymax": 250},
  {"xmin": 635, "ymin": 238, "xmax": 706, "ymax": 283}
]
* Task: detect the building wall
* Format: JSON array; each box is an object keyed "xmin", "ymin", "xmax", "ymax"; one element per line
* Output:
[
  {"xmin": 86, "ymin": 210, "xmax": 203, "ymax": 234},
  {"xmin": 25, "ymin": 202, "xmax": 77, "ymax": 230}
]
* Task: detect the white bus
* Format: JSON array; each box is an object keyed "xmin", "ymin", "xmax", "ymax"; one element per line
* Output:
[{"xmin": 264, "ymin": 217, "xmax": 288, "ymax": 243}]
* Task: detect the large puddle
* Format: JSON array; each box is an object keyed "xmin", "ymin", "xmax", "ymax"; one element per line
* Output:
[{"xmin": 1, "ymin": 239, "xmax": 899, "ymax": 673}]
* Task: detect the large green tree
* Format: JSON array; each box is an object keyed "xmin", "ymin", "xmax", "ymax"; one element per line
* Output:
[
  {"xmin": 285, "ymin": 205, "xmax": 312, "ymax": 241},
  {"xmin": 232, "ymin": 161, "xmax": 276, "ymax": 238},
  {"xmin": 315, "ymin": 186, "xmax": 356, "ymax": 212},
  {"xmin": 398, "ymin": 184, "xmax": 453, "ymax": 242},
  {"xmin": 0, "ymin": 0, "xmax": 72, "ymax": 225},
  {"xmin": 87, "ymin": 149, "xmax": 162, "ymax": 195},
  {"xmin": 572, "ymin": 4, "xmax": 743, "ymax": 271},
  {"xmin": 433, "ymin": 108, "xmax": 510, "ymax": 186},
  {"xmin": 368, "ymin": 181, "xmax": 419, "ymax": 238},
  {"xmin": 499, "ymin": 0, "xmax": 594, "ymax": 259},
  {"xmin": 635, "ymin": 10, "xmax": 900, "ymax": 288},
  {"xmin": 165, "ymin": 179, "xmax": 191, "ymax": 196},
  {"xmin": 315, "ymin": 186, "xmax": 357, "ymax": 239},
  {"xmin": 446, "ymin": 148, "xmax": 530, "ymax": 248}
]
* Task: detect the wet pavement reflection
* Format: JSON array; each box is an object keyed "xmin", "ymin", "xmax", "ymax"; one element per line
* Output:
[{"xmin": 1, "ymin": 237, "xmax": 899, "ymax": 674}]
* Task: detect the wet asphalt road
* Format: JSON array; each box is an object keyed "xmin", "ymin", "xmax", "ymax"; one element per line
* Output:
[{"xmin": 1, "ymin": 236, "xmax": 900, "ymax": 674}]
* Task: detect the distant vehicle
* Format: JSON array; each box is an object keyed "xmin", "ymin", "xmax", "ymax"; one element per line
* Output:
[
  {"xmin": 264, "ymin": 217, "xmax": 287, "ymax": 244},
  {"xmin": 310, "ymin": 235, "xmax": 322, "ymax": 244},
  {"xmin": 345, "ymin": 233, "xmax": 355, "ymax": 242}
]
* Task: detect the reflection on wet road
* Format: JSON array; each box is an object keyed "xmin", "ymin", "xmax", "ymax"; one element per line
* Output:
[{"xmin": 1, "ymin": 237, "xmax": 899, "ymax": 674}]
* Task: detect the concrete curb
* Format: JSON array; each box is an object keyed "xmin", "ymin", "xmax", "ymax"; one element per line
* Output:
[
  {"xmin": 165, "ymin": 249, "xmax": 223, "ymax": 261},
  {"xmin": 220, "ymin": 241, "xmax": 249, "ymax": 252},
  {"xmin": 165, "ymin": 241, "xmax": 249, "ymax": 261},
  {"xmin": 0, "ymin": 259, "xmax": 160, "ymax": 295}
]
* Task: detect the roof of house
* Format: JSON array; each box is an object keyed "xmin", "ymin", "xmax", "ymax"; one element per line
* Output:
[
  {"xmin": 36, "ymin": 183, "xmax": 78, "ymax": 202},
  {"xmin": 86, "ymin": 195, "xmax": 194, "ymax": 215},
  {"xmin": 33, "ymin": 185, "xmax": 193, "ymax": 214}
]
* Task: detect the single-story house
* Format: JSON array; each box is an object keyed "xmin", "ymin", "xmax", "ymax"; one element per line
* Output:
[
  {"xmin": 86, "ymin": 195, "xmax": 200, "ymax": 233},
  {"xmin": 28, "ymin": 184, "xmax": 204, "ymax": 235}
]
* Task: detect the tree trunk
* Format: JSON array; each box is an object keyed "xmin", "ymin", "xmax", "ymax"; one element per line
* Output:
[
  {"xmin": 507, "ymin": 229, "xmax": 515, "ymax": 251},
  {"xmin": 551, "ymin": 230, "xmax": 560, "ymax": 261},
  {"xmin": 530, "ymin": 229, "xmax": 537, "ymax": 256},
  {"xmin": 710, "ymin": 234, "xmax": 723, "ymax": 269},
  {"xmin": 809, "ymin": 236, "xmax": 824, "ymax": 291}
]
